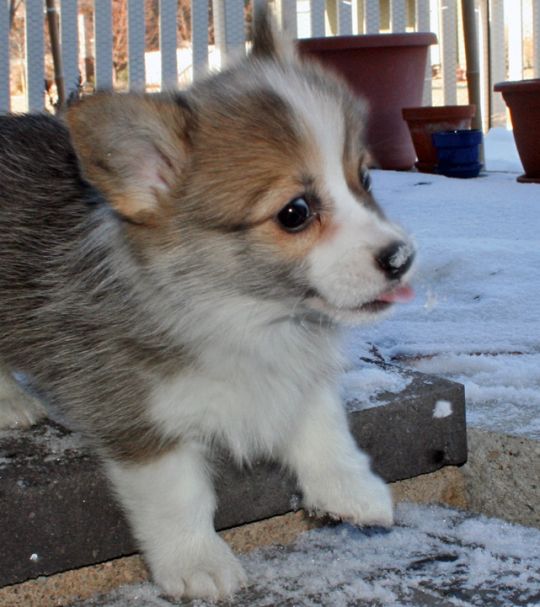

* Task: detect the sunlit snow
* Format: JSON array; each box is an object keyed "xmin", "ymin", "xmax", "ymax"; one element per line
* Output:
[
  {"xmin": 344, "ymin": 129, "xmax": 539, "ymax": 439},
  {"xmin": 72, "ymin": 504, "xmax": 540, "ymax": 607}
]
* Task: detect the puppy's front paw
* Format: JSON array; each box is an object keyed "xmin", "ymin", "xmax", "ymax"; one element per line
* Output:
[
  {"xmin": 303, "ymin": 468, "xmax": 394, "ymax": 528},
  {"xmin": 153, "ymin": 535, "xmax": 247, "ymax": 600}
]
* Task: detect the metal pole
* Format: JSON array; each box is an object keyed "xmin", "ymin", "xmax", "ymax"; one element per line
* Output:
[
  {"xmin": 46, "ymin": 0, "xmax": 65, "ymax": 109},
  {"xmin": 461, "ymin": 0, "xmax": 484, "ymax": 163},
  {"xmin": 461, "ymin": 0, "xmax": 482, "ymax": 129}
]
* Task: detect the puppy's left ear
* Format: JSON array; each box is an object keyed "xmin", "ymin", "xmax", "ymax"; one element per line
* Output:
[
  {"xmin": 66, "ymin": 93, "xmax": 190, "ymax": 226},
  {"xmin": 250, "ymin": 3, "xmax": 295, "ymax": 62}
]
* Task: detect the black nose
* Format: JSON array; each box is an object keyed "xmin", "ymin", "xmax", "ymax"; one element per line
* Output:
[{"xmin": 376, "ymin": 241, "xmax": 415, "ymax": 280}]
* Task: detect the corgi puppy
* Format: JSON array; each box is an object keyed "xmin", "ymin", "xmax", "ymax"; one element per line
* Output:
[{"xmin": 0, "ymin": 7, "xmax": 414, "ymax": 600}]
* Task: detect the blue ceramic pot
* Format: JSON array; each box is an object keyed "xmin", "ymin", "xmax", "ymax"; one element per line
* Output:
[{"xmin": 432, "ymin": 129, "xmax": 483, "ymax": 178}]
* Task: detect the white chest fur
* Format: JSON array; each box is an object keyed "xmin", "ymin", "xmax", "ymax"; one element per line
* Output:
[{"xmin": 148, "ymin": 320, "xmax": 342, "ymax": 462}]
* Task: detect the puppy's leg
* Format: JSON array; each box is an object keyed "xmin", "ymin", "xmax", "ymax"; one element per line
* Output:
[
  {"xmin": 0, "ymin": 365, "xmax": 45, "ymax": 429},
  {"xmin": 285, "ymin": 386, "xmax": 393, "ymax": 527},
  {"xmin": 106, "ymin": 442, "xmax": 246, "ymax": 600}
]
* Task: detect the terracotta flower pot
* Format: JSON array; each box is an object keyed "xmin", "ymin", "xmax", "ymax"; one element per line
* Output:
[
  {"xmin": 494, "ymin": 79, "xmax": 540, "ymax": 183},
  {"xmin": 297, "ymin": 33, "xmax": 437, "ymax": 171},
  {"xmin": 402, "ymin": 105, "xmax": 475, "ymax": 173}
]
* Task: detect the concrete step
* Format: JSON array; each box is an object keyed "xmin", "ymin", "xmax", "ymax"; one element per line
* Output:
[
  {"xmin": 463, "ymin": 428, "xmax": 540, "ymax": 529},
  {"xmin": 0, "ymin": 367, "xmax": 466, "ymax": 589},
  {"xmin": 0, "ymin": 469, "xmax": 470, "ymax": 607},
  {"xmin": 50, "ymin": 503, "xmax": 540, "ymax": 607}
]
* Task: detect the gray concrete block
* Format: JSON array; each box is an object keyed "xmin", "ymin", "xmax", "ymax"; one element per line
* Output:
[{"xmin": 0, "ymin": 368, "xmax": 466, "ymax": 587}]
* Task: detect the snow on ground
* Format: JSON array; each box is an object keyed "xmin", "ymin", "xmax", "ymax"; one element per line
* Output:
[
  {"xmin": 73, "ymin": 503, "xmax": 540, "ymax": 607},
  {"xmin": 483, "ymin": 127, "xmax": 522, "ymax": 173},
  {"xmin": 341, "ymin": 364, "xmax": 412, "ymax": 410},
  {"xmin": 342, "ymin": 129, "xmax": 539, "ymax": 439}
]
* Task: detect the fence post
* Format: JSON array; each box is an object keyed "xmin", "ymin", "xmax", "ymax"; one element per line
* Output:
[
  {"xmin": 310, "ymin": 0, "xmax": 325, "ymax": 37},
  {"xmin": 25, "ymin": 0, "xmax": 45, "ymax": 112},
  {"xmin": 212, "ymin": 0, "xmax": 245, "ymax": 66},
  {"xmin": 533, "ymin": 0, "xmax": 540, "ymax": 78},
  {"xmin": 417, "ymin": 0, "xmax": 432, "ymax": 106},
  {"xmin": 365, "ymin": 0, "xmax": 380, "ymax": 33},
  {"xmin": 489, "ymin": 0, "xmax": 505, "ymax": 125},
  {"xmin": 338, "ymin": 0, "xmax": 353, "ymax": 35},
  {"xmin": 94, "ymin": 0, "xmax": 113, "ymax": 90},
  {"xmin": 0, "ymin": 0, "xmax": 9, "ymax": 112},
  {"xmin": 127, "ymin": 0, "xmax": 145, "ymax": 91},
  {"xmin": 60, "ymin": 0, "xmax": 79, "ymax": 101},
  {"xmin": 191, "ymin": 0, "xmax": 208, "ymax": 80},
  {"xmin": 276, "ymin": 0, "xmax": 298, "ymax": 36},
  {"xmin": 440, "ymin": 1, "xmax": 457, "ymax": 105},
  {"xmin": 159, "ymin": 0, "xmax": 177, "ymax": 90},
  {"xmin": 390, "ymin": 0, "xmax": 407, "ymax": 32},
  {"xmin": 506, "ymin": 0, "xmax": 523, "ymax": 80}
]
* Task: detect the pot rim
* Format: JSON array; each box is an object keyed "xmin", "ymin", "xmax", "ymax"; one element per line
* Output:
[
  {"xmin": 432, "ymin": 129, "xmax": 483, "ymax": 147},
  {"xmin": 297, "ymin": 32, "xmax": 438, "ymax": 51},
  {"xmin": 493, "ymin": 78, "xmax": 540, "ymax": 93},
  {"xmin": 402, "ymin": 105, "xmax": 476, "ymax": 121}
]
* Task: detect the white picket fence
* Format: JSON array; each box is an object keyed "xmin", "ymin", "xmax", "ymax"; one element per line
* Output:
[{"xmin": 1, "ymin": 0, "xmax": 539, "ymax": 129}]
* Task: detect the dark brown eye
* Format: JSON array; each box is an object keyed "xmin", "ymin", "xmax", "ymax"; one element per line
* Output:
[
  {"xmin": 277, "ymin": 197, "xmax": 312, "ymax": 232},
  {"xmin": 360, "ymin": 167, "xmax": 372, "ymax": 193}
]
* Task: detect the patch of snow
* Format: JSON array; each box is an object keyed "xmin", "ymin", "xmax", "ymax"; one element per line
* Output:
[
  {"xmin": 341, "ymin": 364, "xmax": 411, "ymax": 411},
  {"xmin": 289, "ymin": 493, "xmax": 302, "ymax": 511},
  {"xmin": 433, "ymin": 400, "xmax": 453, "ymax": 418},
  {"xmin": 423, "ymin": 288, "xmax": 439, "ymax": 311},
  {"xmin": 71, "ymin": 503, "xmax": 540, "ymax": 607},
  {"xmin": 484, "ymin": 127, "xmax": 522, "ymax": 173},
  {"xmin": 344, "ymin": 168, "xmax": 540, "ymax": 439},
  {"xmin": 0, "ymin": 421, "xmax": 85, "ymax": 470}
]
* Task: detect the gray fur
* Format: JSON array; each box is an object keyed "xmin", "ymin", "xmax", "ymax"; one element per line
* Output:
[
  {"xmin": 0, "ymin": 114, "xmax": 189, "ymax": 459},
  {"xmin": 0, "ymin": 76, "xmax": 345, "ymax": 461},
  {"xmin": 0, "ymin": 10, "xmax": 377, "ymax": 463}
]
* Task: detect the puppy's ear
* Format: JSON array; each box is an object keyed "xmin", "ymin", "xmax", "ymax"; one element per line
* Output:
[
  {"xmin": 251, "ymin": 3, "xmax": 294, "ymax": 62},
  {"xmin": 66, "ymin": 93, "xmax": 190, "ymax": 225}
]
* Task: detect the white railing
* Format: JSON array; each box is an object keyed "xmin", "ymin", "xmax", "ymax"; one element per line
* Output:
[{"xmin": 1, "ymin": 0, "xmax": 539, "ymax": 129}]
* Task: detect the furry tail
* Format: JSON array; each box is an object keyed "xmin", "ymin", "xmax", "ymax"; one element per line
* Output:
[{"xmin": 251, "ymin": 2, "xmax": 294, "ymax": 62}]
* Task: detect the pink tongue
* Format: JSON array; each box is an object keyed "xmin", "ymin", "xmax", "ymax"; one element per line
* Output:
[{"xmin": 377, "ymin": 285, "xmax": 415, "ymax": 303}]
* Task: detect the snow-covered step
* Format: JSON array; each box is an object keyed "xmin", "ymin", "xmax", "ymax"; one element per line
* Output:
[
  {"xmin": 0, "ymin": 367, "xmax": 466, "ymax": 588},
  {"xmin": 69, "ymin": 503, "xmax": 540, "ymax": 607}
]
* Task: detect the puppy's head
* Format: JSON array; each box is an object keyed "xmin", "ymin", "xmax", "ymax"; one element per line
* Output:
[{"xmin": 66, "ymin": 6, "xmax": 414, "ymax": 326}]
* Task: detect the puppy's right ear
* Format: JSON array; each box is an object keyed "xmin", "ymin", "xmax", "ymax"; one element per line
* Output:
[{"xmin": 66, "ymin": 93, "xmax": 190, "ymax": 226}]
